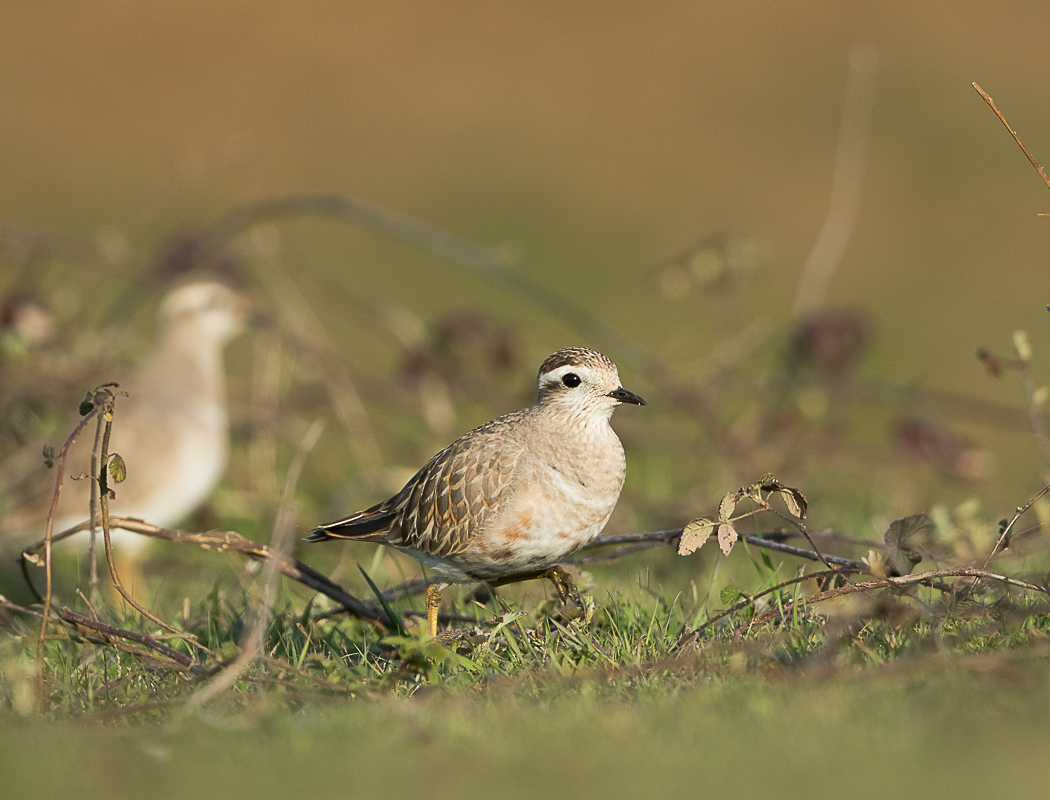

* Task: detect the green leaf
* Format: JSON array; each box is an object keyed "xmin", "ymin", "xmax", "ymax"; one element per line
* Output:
[
  {"xmin": 720, "ymin": 584, "xmax": 743, "ymax": 605},
  {"xmin": 678, "ymin": 517, "xmax": 715, "ymax": 556},
  {"xmin": 108, "ymin": 453, "xmax": 127, "ymax": 484}
]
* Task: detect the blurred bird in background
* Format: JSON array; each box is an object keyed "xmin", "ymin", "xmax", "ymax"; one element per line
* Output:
[{"xmin": 0, "ymin": 279, "xmax": 250, "ymax": 583}]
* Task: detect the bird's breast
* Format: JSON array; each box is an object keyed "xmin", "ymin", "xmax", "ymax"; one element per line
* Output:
[{"xmin": 458, "ymin": 423, "xmax": 626, "ymax": 577}]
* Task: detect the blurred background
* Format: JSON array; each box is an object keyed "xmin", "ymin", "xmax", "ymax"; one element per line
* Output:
[{"xmin": 2, "ymin": 2, "xmax": 1049, "ymax": 604}]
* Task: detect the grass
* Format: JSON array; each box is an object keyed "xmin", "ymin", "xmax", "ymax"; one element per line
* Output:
[
  {"xmin": 5, "ymin": 540, "xmax": 1050, "ymax": 707},
  {"xmin": 4, "ymin": 176, "xmax": 1050, "ymax": 795},
  {"xmin": 5, "ymin": 317, "xmax": 1050, "ymax": 792},
  {"xmin": 3, "ymin": 630, "xmax": 1050, "ymax": 799}
]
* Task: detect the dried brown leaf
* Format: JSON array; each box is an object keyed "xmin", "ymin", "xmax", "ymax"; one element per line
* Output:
[
  {"xmin": 718, "ymin": 492, "xmax": 739, "ymax": 522},
  {"xmin": 883, "ymin": 513, "xmax": 931, "ymax": 576},
  {"xmin": 679, "ymin": 517, "xmax": 715, "ymax": 556},
  {"xmin": 780, "ymin": 487, "xmax": 808, "ymax": 519},
  {"xmin": 717, "ymin": 522, "xmax": 738, "ymax": 555}
]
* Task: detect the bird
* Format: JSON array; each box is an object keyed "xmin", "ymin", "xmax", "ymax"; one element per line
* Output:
[
  {"xmin": 0, "ymin": 279, "xmax": 251, "ymax": 574},
  {"xmin": 307, "ymin": 346, "xmax": 645, "ymax": 637}
]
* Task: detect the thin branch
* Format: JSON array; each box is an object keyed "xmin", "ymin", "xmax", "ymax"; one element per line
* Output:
[
  {"xmin": 380, "ymin": 578, "xmax": 430, "ymax": 603},
  {"xmin": 760, "ymin": 505, "xmax": 856, "ymax": 581},
  {"xmin": 34, "ymin": 394, "xmax": 105, "ymax": 714},
  {"xmin": 1015, "ymin": 521, "xmax": 1050, "ymax": 541},
  {"xmin": 195, "ymin": 194, "xmax": 647, "ymax": 369},
  {"xmin": 577, "ymin": 527, "xmax": 870, "ymax": 569},
  {"xmin": 309, "ymin": 524, "xmax": 873, "ymax": 610},
  {"xmin": 576, "ymin": 541, "xmax": 666, "ymax": 565},
  {"xmin": 973, "ymin": 82, "xmax": 1050, "ymax": 193},
  {"xmin": 966, "ymin": 482, "xmax": 1050, "ymax": 598},
  {"xmin": 578, "ymin": 530, "xmax": 681, "ymax": 551},
  {"xmin": 88, "ymin": 409, "xmax": 104, "ymax": 608},
  {"xmin": 185, "ymin": 419, "xmax": 326, "ymax": 710},
  {"xmin": 677, "ymin": 565, "xmax": 1048, "ymax": 649},
  {"xmin": 55, "ymin": 608, "xmax": 195, "ymax": 669},
  {"xmin": 676, "ymin": 568, "xmax": 861, "ymax": 647},
  {"xmin": 794, "ymin": 45, "xmax": 879, "ymax": 316},
  {"xmin": 95, "ymin": 389, "xmax": 196, "ymax": 646},
  {"xmin": 21, "ymin": 517, "xmax": 394, "ymax": 628},
  {"xmin": 752, "ymin": 567, "xmax": 1049, "ymax": 628},
  {"xmin": 742, "ymin": 531, "xmax": 868, "ymax": 569}
]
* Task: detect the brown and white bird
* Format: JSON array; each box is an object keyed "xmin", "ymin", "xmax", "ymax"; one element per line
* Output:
[
  {"xmin": 1, "ymin": 279, "xmax": 250, "ymax": 563},
  {"xmin": 307, "ymin": 346, "xmax": 645, "ymax": 636}
]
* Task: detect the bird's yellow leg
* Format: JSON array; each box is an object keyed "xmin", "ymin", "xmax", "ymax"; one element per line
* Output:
[{"xmin": 425, "ymin": 583, "xmax": 445, "ymax": 637}]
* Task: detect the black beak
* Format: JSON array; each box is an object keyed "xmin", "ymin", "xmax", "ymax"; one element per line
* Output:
[{"xmin": 607, "ymin": 387, "xmax": 646, "ymax": 406}]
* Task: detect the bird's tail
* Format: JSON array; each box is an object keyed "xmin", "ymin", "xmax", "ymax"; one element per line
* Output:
[{"xmin": 304, "ymin": 503, "xmax": 395, "ymax": 543}]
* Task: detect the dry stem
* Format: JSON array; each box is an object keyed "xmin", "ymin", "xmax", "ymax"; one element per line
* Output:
[
  {"xmin": 184, "ymin": 419, "xmax": 325, "ymax": 709},
  {"xmin": 94, "ymin": 390, "xmax": 199, "ymax": 646},
  {"xmin": 20, "ymin": 517, "xmax": 393, "ymax": 627},
  {"xmin": 34, "ymin": 393, "xmax": 105, "ymax": 714},
  {"xmin": 794, "ymin": 45, "xmax": 879, "ymax": 316},
  {"xmin": 973, "ymin": 82, "xmax": 1050, "ymax": 194},
  {"xmin": 965, "ymin": 482, "xmax": 1050, "ymax": 599}
]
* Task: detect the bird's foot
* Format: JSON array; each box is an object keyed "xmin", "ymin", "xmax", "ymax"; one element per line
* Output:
[{"xmin": 542, "ymin": 564, "xmax": 592, "ymax": 623}]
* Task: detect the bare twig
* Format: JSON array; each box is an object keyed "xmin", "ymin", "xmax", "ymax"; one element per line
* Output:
[
  {"xmin": 973, "ymin": 82, "xmax": 1050, "ymax": 194},
  {"xmin": 94, "ymin": 389, "xmax": 196, "ymax": 646},
  {"xmin": 579, "ymin": 530, "xmax": 682, "ymax": 551},
  {"xmin": 754, "ymin": 567, "xmax": 1048, "ymax": 626},
  {"xmin": 380, "ymin": 578, "xmax": 430, "ymax": 603},
  {"xmin": 794, "ymin": 45, "xmax": 879, "ymax": 316},
  {"xmin": 965, "ymin": 482, "xmax": 1050, "ymax": 598},
  {"xmin": 21, "ymin": 517, "xmax": 393, "ymax": 627},
  {"xmin": 194, "ymin": 194, "xmax": 648, "ymax": 368},
  {"xmin": 578, "ymin": 527, "xmax": 869, "ymax": 570},
  {"xmin": 88, "ymin": 409, "xmax": 104, "ymax": 608},
  {"xmin": 760, "ymin": 506, "xmax": 855, "ymax": 581},
  {"xmin": 676, "ymin": 568, "xmax": 863, "ymax": 647},
  {"xmin": 845, "ymin": 374, "xmax": 1031, "ymax": 431},
  {"xmin": 365, "ymin": 525, "xmax": 870, "ymax": 606},
  {"xmin": 185, "ymin": 419, "xmax": 326, "ymax": 709},
  {"xmin": 677, "ymin": 565, "xmax": 1048, "ymax": 649},
  {"xmin": 34, "ymin": 392, "xmax": 105, "ymax": 714},
  {"xmin": 576, "ymin": 541, "xmax": 667, "ymax": 565},
  {"xmin": 1015, "ymin": 521, "xmax": 1050, "ymax": 541},
  {"xmin": 55, "ymin": 608, "xmax": 196, "ymax": 669}
]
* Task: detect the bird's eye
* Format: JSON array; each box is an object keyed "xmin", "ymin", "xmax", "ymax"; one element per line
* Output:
[{"xmin": 561, "ymin": 372, "xmax": 581, "ymax": 388}]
